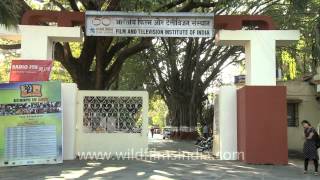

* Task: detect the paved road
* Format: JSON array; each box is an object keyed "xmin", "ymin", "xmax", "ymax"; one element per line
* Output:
[{"xmin": 0, "ymin": 137, "xmax": 318, "ymax": 180}]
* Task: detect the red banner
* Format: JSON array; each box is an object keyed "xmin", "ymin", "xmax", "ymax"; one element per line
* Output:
[{"xmin": 9, "ymin": 60, "xmax": 53, "ymax": 82}]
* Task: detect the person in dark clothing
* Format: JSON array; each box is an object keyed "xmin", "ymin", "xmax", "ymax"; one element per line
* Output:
[
  {"xmin": 203, "ymin": 124, "xmax": 209, "ymax": 139},
  {"xmin": 301, "ymin": 120, "xmax": 319, "ymax": 175},
  {"xmin": 150, "ymin": 127, "xmax": 154, "ymax": 138}
]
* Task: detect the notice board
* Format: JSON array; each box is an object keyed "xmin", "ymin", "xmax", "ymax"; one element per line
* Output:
[{"xmin": 0, "ymin": 81, "xmax": 62, "ymax": 166}]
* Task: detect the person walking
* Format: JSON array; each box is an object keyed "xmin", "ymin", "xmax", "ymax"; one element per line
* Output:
[
  {"xmin": 150, "ymin": 127, "xmax": 154, "ymax": 138},
  {"xmin": 301, "ymin": 120, "xmax": 319, "ymax": 175}
]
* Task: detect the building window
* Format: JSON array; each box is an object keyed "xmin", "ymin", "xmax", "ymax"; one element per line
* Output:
[{"xmin": 287, "ymin": 102, "xmax": 299, "ymax": 127}]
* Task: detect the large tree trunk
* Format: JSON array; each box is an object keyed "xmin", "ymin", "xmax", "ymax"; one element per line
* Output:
[{"xmin": 167, "ymin": 94, "xmax": 201, "ymax": 140}]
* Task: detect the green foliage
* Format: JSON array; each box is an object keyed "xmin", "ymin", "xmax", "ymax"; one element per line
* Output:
[
  {"xmin": 0, "ymin": 39, "xmax": 19, "ymax": 83},
  {"xmin": 119, "ymin": 0, "xmax": 156, "ymax": 12},
  {"xmin": 0, "ymin": 0, "xmax": 22, "ymax": 28},
  {"xmin": 148, "ymin": 95, "xmax": 168, "ymax": 128},
  {"xmin": 114, "ymin": 54, "xmax": 151, "ymax": 90},
  {"xmin": 69, "ymin": 42, "xmax": 82, "ymax": 58},
  {"xmin": 0, "ymin": 57, "xmax": 11, "ymax": 83},
  {"xmin": 50, "ymin": 61, "xmax": 73, "ymax": 82},
  {"xmin": 201, "ymin": 105, "xmax": 214, "ymax": 124},
  {"xmin": 281, "ymin": 51, "xmax": 297, "ymax": 80},
  {"xmin": 265, "ymin": 0, "xmax": 320, "ymax": 77}
]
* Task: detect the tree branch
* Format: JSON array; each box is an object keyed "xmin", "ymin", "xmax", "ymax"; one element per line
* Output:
[
  {"xmin": 167, "ymin": 38, "xmax": 180, "ymax": 83},
  {"xmin": 104, "ymin": 37, "xmax": 152, "ymax": 88},
  {"xmin": 50, "ymin": 0, "xmax": 66, "ymax": 11},
  {"xmin": 54, "ymin": 42, "xmax": 74, "ymax": 62},
  {"xmin": 155, "ymin": 0, "xmax": 186, "ymax": 11},
  {"xmin": 181, "ymin": 38, "xmax": 194, "ymax": 82},
  {"xmin": 179, "ymin": 1, "xmax": 217, "ymax": 12},
  {"xmin": 198, "ymin": 47, "xmax": 222, "ymax": 74},
  {"xmin": 150, "ymin": 46, "xmax": 170, "ymax": 80},
  {"xmin": 68, "ymin": 0, "xmax": 80, "ymax": 11},
  {"xmin": 201, "ymin": 47, "xmax": 241, "ymax": 88},
  {"xmin": 147, "ymin": 56, "xmax": 171, "ymax": 100},
  {"xmin": 79, "ymin": 36, "xmax": 97, "ymax": 71},
  {"xmin": 21, "ymin": 0, "xmax": 32, "ymax": 11},
  {"xmin": 54, "ymin": 42, "xmax": 80, "ymax": 83},
  {"xmin": 105, "ymin": 0, "xmax": 120, "ymax": 11},
  {"xmin": 103, "ymin": 38, "xmax": 132, "ymax": 69}
]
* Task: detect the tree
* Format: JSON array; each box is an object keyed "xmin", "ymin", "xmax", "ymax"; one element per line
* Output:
[
  {"xmin": 50, "ymin": 61, "xmax": 73, "ymax": 82},
  {"xmin": 0, "ymin": 38, "xmax": 20, "ymax": 82},
  {"xmin": 148, "ymin": 95, "xmax": 168, "ymax": 129},
  {"xmin": 0, "ymin": 0, "xmax": 283, "ymax": 90},
  {"xmin": 140, "ymin": 0, "xmax": 283, "ymax": 137},
  {"xmin": 0, "ymin": 0, "xmax": 30, "ymax": 28},
  {"xmin": 290, "ymin": 0, "xmax": 320, "ymax": 74},
  {"xmin": 0, "ymin": 57, "xmax": 11, "ymax": 82},
  {"xmin": 265, "ymin": 0, "xmax": 320, "ymax": 78},
  {"xmin": 25, "ymin": 0, "xmax": 220, "ymax": 90},
  {"xmin": 144, "ymin": 37, "xmax": 241, "ymax": 137},
  {"xmin": 1, "ymin": 0, "xmax": 295, "ymax": 136},
  {"xmin": 111, "ymin": 53, "xmax": 151, "ymax": 90}
]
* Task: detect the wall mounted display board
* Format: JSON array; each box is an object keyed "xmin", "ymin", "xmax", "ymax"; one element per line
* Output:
[{"xmin": 0, "ymin": 81, "xmax": 62, "ymax": 166}]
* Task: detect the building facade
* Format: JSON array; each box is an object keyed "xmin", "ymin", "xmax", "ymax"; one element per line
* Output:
[{"xmin": 278, "ymin": 80, "xmax": 320, "ymax": 151}]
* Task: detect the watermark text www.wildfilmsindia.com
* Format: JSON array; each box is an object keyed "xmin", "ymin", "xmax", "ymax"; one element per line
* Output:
[{"xmin": 77, "ymin": 149, "xmax": 244, "ymax": 160}]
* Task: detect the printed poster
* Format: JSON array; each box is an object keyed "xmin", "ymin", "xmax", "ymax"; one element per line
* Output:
[
  {"xmin": 0, "ymin": 81, "xmax": 62, "ymax": 166},
  {"xmin": 9, "ymin": 60, "xmax": 52, "ymax": 83}
]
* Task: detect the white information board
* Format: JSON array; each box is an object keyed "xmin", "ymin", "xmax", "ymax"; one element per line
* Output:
[
  {"xmin": 5, "ymin": 126, "xmax": 57, "ymax": 159},
  {"xmin": 86, "ymin": 11, "xmax": 214, "ymax": 37}
]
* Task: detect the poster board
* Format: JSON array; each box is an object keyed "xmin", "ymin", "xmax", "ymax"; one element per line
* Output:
[
  {"xmin": 9, "ymin": 60, "xmax": 52, "ymax": 83},
  {"xmin": 0, "ymin": 81, "xmax": 62, "ymax": 166}
]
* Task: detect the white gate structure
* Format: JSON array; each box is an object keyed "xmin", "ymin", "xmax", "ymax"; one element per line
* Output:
[{"xmin": 0, "ymin": 10, "xmax": 300, "ymax": 164}]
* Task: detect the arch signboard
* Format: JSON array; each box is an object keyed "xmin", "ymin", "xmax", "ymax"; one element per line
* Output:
[{"xmin": 85, "ymin": 11, "xmax": 214, "ymax": 37}]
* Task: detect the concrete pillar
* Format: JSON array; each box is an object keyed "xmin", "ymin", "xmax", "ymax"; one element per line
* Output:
[
  {"xmin": 216, "ymin": 30, "xmax": 299, "ymax": 164},
  {"xmin": 61, "ymin": 83, "xmax": 78, "ymax": 160},
  {"xmin": 213, "ymin": 86, "xmax": 237, "ymax": 160}
]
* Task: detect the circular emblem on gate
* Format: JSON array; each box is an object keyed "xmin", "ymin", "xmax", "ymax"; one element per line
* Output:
[
  {"xmin": 102, "ymin": 17, "xmax": 111, "ymax": 26},
  {"xmin": 92, "ymin": 17, "xmax": 101, "ymax": 26}
]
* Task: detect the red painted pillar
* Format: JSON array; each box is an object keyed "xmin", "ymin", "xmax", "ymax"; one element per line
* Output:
[{"xmin": 237, "ymin": 86, "xmax": 288, "ymax": 164}]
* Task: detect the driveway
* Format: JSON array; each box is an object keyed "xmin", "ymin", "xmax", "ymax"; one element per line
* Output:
[{"xmin": 0, "ymin": 137, "xmax": 317, "ymax": 180}]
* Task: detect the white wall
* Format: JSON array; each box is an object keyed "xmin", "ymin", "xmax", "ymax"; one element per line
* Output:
[
  {"xmin": 213, "ymin": 86, "xmax": 238, "ymax": 160},
  {"xmin": 0, "ymin": 25, "xmax": 83, "ymax": 60},
  {"xmin": 19, "ymin": 25, "xmax": 83, "ymax": 60},
  {"xmin": 75, "ymin": 91, "xmax": 149, "ymax": 157},
  {"xmin": 216, "ymin": 30, "xmax": 299, "ymax": 86},
  {"xmin": 61, "ymin": 83, "xmax": 78, "ymax": 160}
]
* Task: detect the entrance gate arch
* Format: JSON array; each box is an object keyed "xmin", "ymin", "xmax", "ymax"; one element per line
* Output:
[{"xmin": 0, "ymin": 10, "xmax": 299, "ymax": 164}]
